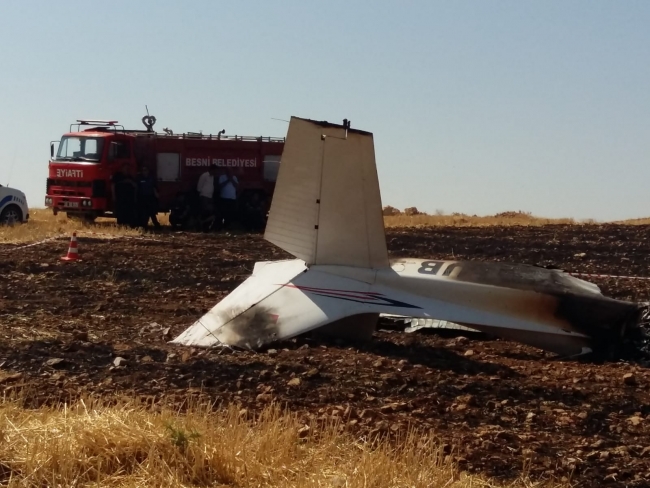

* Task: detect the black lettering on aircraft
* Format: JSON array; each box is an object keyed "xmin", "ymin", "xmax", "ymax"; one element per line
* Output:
[
  {"xmin": 417, "ymin": 261, "xmax": 463, "ymax": 277},
  {"xmin": 443, "ymin": 263, "xmax": 462, "ymax": 276},
  {"xmin": 417, "ymin": 261, "xmax": 444, "ymax": 275}
]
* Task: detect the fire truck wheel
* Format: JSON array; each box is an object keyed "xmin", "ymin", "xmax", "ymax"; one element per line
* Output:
[{"xmin": 0, "ymin": 205, "xmax": 23, "ymax": 225}]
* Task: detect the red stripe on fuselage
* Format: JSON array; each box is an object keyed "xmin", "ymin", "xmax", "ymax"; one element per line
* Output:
[{"xmin": 281, "ymin": 284, "xmax": 383, "ymax": 301}]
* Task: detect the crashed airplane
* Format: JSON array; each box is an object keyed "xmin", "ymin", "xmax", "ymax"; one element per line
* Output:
[{"xmin": 173, "ymin": 116, "xmax": 643, "ymax": 357}]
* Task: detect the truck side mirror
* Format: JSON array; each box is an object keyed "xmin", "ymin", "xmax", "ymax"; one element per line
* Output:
[{"xmin": 50, "ymin": 140, "xmax": 59, "ymax": 159}]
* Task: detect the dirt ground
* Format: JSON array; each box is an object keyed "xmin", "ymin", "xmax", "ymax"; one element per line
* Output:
[{"xmin": 2, "ymin": 224, "xmax": 650, "ymax": 487}]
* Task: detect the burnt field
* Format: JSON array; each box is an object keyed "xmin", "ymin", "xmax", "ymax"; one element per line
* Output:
[{"xmin": 2, "ymin": 224, "xmax": 650, "ymax": 487}]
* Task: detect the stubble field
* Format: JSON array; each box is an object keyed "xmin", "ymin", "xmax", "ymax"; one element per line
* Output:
[{"xmin": 1, "ymin": 217, "xmax": 650, "ymax": 487}]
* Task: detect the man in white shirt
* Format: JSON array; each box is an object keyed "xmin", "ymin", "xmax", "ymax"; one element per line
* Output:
[
  {"xmin": 216, "ymin": 168, "xmax": 239, "ymax": 230},
  {"xmin": 197, "ymin": 164, "xmax": 216, "ymax": 221}
]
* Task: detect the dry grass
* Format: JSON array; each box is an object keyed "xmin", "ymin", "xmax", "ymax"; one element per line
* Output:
[
  {"xmin": 0, "ymin": 209, "xmax": 143, "ymax": 244},
  {"xmin": 382, "ymin": 208, "xmax": 650, "ymax": 228},
  {"xmin": 383, "ymin": 213, "xmax": 578, "ymax": 228},
  {"xmin": 4, "ymin": 207, "xmax": 648, "ymax": 245},
  {"xmin": 612, "ymin": 217, "xmax": 650, "ymax": 225},
  {"xmin": 0, "ymin": 396, "xmax": 556, "ymax": 488}
]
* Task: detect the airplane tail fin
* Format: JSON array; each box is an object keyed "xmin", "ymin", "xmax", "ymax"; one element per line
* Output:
[{"xmin": 264, "ymin": 117, "xmax": 389, "ymax": 269}]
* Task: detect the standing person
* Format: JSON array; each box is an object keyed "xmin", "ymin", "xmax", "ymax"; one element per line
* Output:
[
  {"xmin": 111, "ymin": 163, "xmax": 137, "ymax": 227},
  {"xmin": 241, "ymin": 192, "xmax": 266, "ymax": 232},
  {"xmin": 197, "ymin": 164, "xmax": 216, "ymax": 228},
  {"xmin": 217, "ymin": 168, "xmax": 239, "ymax": 230},
  {"xmin": 169, "ymin": 192, "xmax": 191, "ymax": 229},
  {"xmin": 136, "ymin": 166, "xmax": 161, "ymax": 229}
]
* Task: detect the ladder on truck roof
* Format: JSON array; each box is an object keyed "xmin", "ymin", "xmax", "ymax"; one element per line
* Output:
[
  {"xmin": 68, "ymin": 119, "xmax": 284, "ymax": 142},
  {"xmin": 70, "ymin": 119, "xmax": 126, "ymax": 133},
  {"xmin": 129, "ymin": 131, "xmax": 285, "ymax": 142},
  {"xmin": 173, "ymin": 133, "xmax": 285, "ymax": 142}
]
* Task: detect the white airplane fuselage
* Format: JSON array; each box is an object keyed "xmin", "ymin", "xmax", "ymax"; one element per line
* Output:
[{"xmin": 173, "ymin": 257, "xmax": 636, "ymax": 356}]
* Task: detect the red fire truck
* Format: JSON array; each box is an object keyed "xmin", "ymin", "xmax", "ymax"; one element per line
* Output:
[{"xmin": 45, "ymin": 116, "xmax": 285, "ymax": 222}]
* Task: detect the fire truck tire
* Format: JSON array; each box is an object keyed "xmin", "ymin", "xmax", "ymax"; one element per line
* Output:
[{"xmin": 0, "ymin": 205, "xmax": 23, "ymax": 225}]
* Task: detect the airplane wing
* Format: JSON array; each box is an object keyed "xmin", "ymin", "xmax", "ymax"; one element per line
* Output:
[{"xmin": 171, "ymin": 259, "xmax": 373, "ymax": 349}]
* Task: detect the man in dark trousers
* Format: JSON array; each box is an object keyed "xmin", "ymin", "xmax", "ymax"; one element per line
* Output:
[
  {"xmin": 197, "ymin": 164, "xmax": 217, "ymax": 231},
  {"xmin": 169, "ymin": 191, "xmax": 191, "ymax": 229},
  {"xmin": 241, "ymin": 192, "xmax": 266, "ymax": 232},
  {"xmin": 136, "ymin": 166, "xmax": 161, "ymax": 229},
  {"xmin": 111, "ymin": 163, "xmax": 138, "ymax": 227},
  {"xmin": 216, "ymin": 167, "xmax": 239, "ymax": 230}
]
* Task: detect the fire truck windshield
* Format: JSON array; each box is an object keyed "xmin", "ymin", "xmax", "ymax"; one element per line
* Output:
[{"xmin": 55, "ymin": 136, "xmax": 104, "ymax": 162}]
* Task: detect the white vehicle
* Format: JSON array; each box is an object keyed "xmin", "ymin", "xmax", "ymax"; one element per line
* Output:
[{"xmin": 0, "ymin": 184, "xmax": 29, "ymax": 225}]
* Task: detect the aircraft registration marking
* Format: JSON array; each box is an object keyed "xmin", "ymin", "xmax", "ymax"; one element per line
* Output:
[{"xmin": 417, "ymin": 261, "xmax": 462, "ymax": 277}]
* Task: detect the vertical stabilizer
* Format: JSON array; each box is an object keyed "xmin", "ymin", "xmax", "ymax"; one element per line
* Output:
[{"xmin": 264, "ymin": 117, "xmax": 389, "ymax": 269}]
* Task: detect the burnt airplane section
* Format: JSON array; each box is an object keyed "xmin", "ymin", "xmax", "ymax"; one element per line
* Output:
[
  {"xmin": 173, "ymin": 116, "xmax": 643, "ymax": 358},
  {"xmin": 403, "ymin": 259, "xmax": 642, "ymax": 351}
]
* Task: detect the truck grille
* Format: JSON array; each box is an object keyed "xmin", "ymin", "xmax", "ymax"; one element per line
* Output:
[{"xmin": 47, "ymin": 179, "xmax": 92, "ymax": 196}]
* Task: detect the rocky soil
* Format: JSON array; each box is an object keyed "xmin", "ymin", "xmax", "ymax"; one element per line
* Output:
[{"xmin": 2, "ymin": 224, "xmax": 650, "ymax": 487}]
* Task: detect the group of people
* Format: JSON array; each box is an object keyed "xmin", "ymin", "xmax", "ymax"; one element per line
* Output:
[
  {"xmin": 196, "ymin": 164, "xmax": 239, "ymax": 231},
  {"xmin": 111, "ymin": 163, "xmax": 268, "ymax": 232},
  {"xmin": 111, "ymin": 164, "xmax": 161, "ymax": 229}
]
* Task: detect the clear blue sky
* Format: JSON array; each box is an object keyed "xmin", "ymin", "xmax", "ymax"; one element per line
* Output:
[{"xmin": 1, "ymin": 1, "xmax": 648, "ymax": 220}]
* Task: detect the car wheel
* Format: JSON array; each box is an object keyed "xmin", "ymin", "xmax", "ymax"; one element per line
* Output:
[{"xmin": 0, "ymin": 205, "xmax": 23, "ymax": 225}]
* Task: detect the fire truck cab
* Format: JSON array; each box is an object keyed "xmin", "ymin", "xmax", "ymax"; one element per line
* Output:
[{"xmin": 46, "ymin": 118, "xmax": 285, "ymax": 222}]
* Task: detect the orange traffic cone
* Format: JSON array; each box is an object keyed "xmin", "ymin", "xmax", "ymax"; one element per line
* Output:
[{"xmin": 60, "ymin": 232, "xmax": 81, "ymax": 261}]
